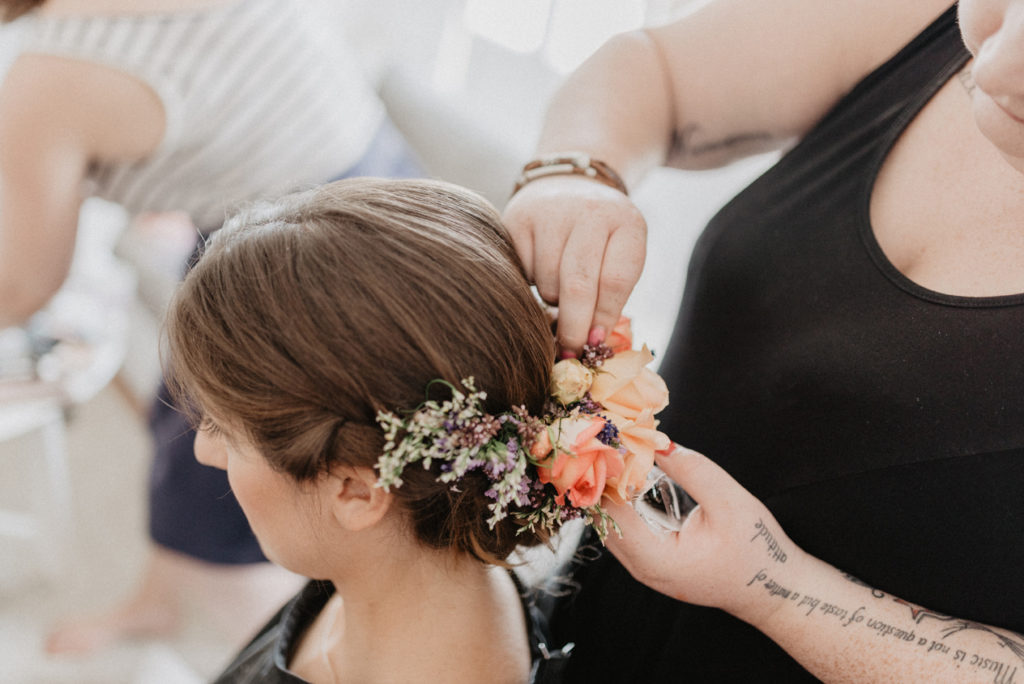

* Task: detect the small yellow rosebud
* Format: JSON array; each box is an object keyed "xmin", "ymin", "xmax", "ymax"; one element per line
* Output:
[{"xmin": 550, "ymin": 358, "xmax": 594, "ymax": 405}]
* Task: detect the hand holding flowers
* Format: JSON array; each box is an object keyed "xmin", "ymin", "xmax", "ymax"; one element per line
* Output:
[
  {"xmin": 533, "ymin": 320, "xmax": 670, "ymax": 532},
  {"xmin": 600, "ymin": 445, "xmax": 806, "ymax": 626}
]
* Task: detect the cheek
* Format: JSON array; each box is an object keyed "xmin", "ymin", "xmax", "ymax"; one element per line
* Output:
[
  {"xmin": 225, "ymin": 462, "xmax": 323, "ymax": 572},
  {"xmin": 224, "ymin": 459, "xmax": 275, "ymax": 519},
  {"xmin": 194, "ymin": 431, "xmax": 227, "ymax": 470},
  {"xmin": 958, "ymin": 0, "xmax": 1004, "ymax": 56}
]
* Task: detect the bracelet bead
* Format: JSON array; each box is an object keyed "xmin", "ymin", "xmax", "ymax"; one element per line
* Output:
[{"xmin": 511, "ymin": 152, "xmax": 628, "ymax": 197}]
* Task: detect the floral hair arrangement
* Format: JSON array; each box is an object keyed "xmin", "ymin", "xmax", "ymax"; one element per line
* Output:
[{"xmin": 375, "ymin": 317, "xmax": 670, "ymax": 541}]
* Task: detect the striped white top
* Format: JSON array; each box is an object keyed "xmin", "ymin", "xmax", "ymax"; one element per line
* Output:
[{"xmin": 24, "ymin": 0, "xmax": 384, "ymax": 228}]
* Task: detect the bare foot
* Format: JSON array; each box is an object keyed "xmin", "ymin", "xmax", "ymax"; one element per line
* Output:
[
  {"xmin": 44, "ymin": 545, "xmax": 185, "ymax": 655},
  {"xmin": 44, "ymin": 595, "xmax": 180, "ymax": 655}
]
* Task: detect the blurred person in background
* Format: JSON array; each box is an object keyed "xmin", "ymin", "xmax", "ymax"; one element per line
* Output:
[
  {"xmin": 0, "ymin": 0, "xmax": 422, "ymax": 655},
  {"xmin": 504, "ymin": 0, "xmax": 1024, "ymax": 680}
]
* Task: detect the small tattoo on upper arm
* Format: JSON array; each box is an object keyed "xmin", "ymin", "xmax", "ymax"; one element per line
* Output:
[{"xmin": 672, "ymin": 124, "xmax": 776, "ymax": 163}]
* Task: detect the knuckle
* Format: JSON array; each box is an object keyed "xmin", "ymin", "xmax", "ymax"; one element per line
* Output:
[
  {"xmin": 561, "ymin": 275, "xmax": 594, "ymax": 301},
  {"xmin": 600, "ymin": 269, "xmax": 638, "ymax": 296},
  {"xmin": 536, "ymin": 284, "xmax": 559, "ymax": 305},
  {"xmin": 557, "ymin": 333, "xmax": 586, "ymax": 352}
]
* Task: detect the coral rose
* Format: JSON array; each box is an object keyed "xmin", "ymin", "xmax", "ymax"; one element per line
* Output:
[
  {"xmin": 589, "ymin": 345, "xmax": 669, "ymax": 420},
  {"xmin": 550, "ymin": 358, "xmax": 594, "ymax": 405},
  {"xmin": 529, "ymin": 428, "xmax": 553, "ymax": 461},
  {"xmin": 602, "ymin": 408, "xmax": 671, "ymax": 503},
  {"xmin": 536, "ymin": 416, "xmax": 624, "ymax": 508},
  {"xmin": 606, "ymin": 316, "xmax": 634, "ymax": 354}
]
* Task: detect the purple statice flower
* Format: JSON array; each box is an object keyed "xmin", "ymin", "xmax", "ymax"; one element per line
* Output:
[
  {"xmin": 456, "ymin": 415, "xmax": 501, "ymax": 448},
  {"xmin": 523, "ymin": 481, "xmax": 551, "ymax": 508},
  {"xmin": 484, "ymin": 460, "xmax": 507, "ymax": 479},
  {"xmin": 579, "ymin": 343, "xmax": 614, "ymax": 369},
  {"xmin": 505, "ymin": 437, "xmax": 519, "ymax": 464},
  {"xmin": 544, "ymin": 399, "xmax": 571, "ymax": 420},
  {"xmin": 510, "ymin": 406, "xmax": 544, "ymax": 446},
  {"xmin": 484, "ymin": 487, "xmax": 498, "ymax": 500},
  {"xmin": 575, "ymin": 393, "xmax": 602, "ymax": 414},
  {"xmin": 515, "ymin": 476, "xmax": 536, "ymax": 506},
  {"xmin": 559, "ymin": 506, "xmax": 583, "ymax": 522},
  {"xmin": 596, "ymin": 417, "xmax": 620, "ymax": 446}
]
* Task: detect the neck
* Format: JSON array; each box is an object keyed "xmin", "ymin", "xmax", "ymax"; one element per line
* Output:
[{"xmin": 301, "ymin": 544, "xmax": 531, "ymax": 683}]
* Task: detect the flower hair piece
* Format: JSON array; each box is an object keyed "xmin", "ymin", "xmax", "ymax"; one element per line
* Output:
[
  {"xmin": 376, "ymin": 377, "xmax": 539, "ymax": 529},
  {"xmin": 374, "ymin": 317, "xmax": 671, "ymax": 542}
]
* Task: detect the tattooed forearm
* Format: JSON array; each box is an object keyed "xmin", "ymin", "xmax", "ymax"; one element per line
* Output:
[
  {"xmin": 842, "ymin": 573, "xmax": 885, "ymax": 599},
  {"xmin": 750, "ymin": 518, "xmax": 788, "ymax": 563},
  {"xmin": 748, "ymin": 568, "xmax": 1024, "ymax": 682},
  {"xmin": 942, "ymin": 622, "xmax": 1024, "ymax": 662},
  {"xmin": 893, "ymin": 598, "xmax": 955, "ymax": 626}
]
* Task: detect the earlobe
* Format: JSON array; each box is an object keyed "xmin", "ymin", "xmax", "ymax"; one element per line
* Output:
[{"xmin": 327, "ymin": 465, "xmax": 393, "ymax": 531}]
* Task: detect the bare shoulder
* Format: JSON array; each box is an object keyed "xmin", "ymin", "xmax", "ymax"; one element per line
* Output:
[
  {"xmin": 0, "ymin": 52, "xmax": 164, "ymax": 162},
  {"xmin": 647, "ymin": 0, "xmax": 956, "ymax": 166}
]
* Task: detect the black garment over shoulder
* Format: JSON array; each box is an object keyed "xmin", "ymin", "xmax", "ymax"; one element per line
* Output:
[
  {"xmin": 553, "ymin": 5, "xmax": 1024, "ymax": 681},
  {"xmin": 214, "ymin": 577, "xmax": 571, "ymax": 683}
]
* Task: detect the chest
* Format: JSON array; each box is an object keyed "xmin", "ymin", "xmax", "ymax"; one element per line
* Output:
[
  {"xmin": 870, "ymin": 64, "xmax": 1024, "ymax": 298},
  {"xmin": 662, "ymin": 53, "xmax": 1024, "ymax": 491}
]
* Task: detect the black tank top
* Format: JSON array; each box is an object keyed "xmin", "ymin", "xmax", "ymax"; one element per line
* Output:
[{"xmin": 554, "ymin": 6, "xmax": 1024, "ymax": 681}]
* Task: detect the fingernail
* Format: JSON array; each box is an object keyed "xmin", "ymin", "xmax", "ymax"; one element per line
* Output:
[
  {"xmin": 559, "ymin": 349, "xmax": 577, "ymax": 360},
  {"xmin": 588, "ymin": 326, "xmax": 606, "ymax": 346}
]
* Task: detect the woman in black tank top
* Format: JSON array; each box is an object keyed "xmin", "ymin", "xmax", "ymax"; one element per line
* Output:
[{"xmin": 505, "ymin": 1, "xmax": 1024, "ymax": 680}]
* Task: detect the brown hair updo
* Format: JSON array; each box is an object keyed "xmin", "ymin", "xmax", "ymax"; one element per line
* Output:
[{"xmin": 166, "ymin": 178, "xmax": 555, "ymax": 563}]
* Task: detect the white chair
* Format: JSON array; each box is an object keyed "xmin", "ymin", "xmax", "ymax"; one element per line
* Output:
[
  {"xmin": 0, "ymin": 396, "xmax": 71, "ymax": 584},
  {"xmin": 0, "ymin": 199, "xmax": 134, "ymax": 586}
]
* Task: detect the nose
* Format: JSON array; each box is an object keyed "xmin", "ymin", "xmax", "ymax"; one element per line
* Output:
[
  {"xmin": 194, "ymin": 429, "xmax": 228, "ymax": 470},
  {"xmin": 971, "ymin": 7, "xmax": 1024, "ymax": 99}
]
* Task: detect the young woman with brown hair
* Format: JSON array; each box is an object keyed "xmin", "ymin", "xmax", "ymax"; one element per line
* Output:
[{"xmin": 165, "ymin": 177, "xmax": 573, "ymax": 683}]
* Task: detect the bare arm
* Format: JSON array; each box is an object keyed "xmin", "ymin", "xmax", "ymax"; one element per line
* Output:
[
  {"xmin": 504, "ymin": 0, "xmax": 956, "ymax": 352},
  {"xmin": 0, "ymin": 53, "xmax": 164, "ymax": 327},
  {"xmin": 605, "ymin": 448, "xmax": 1022, "ymax": 683}
]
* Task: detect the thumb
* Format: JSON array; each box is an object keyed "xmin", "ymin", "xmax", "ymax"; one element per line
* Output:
[
  {"xmin": 602, "ymin": 493, "xmax": 681, "ymax": 583},
  {"xmin": 603, "ymin": 444, "xmax": 714, "ymax": 549},
  {"xmin": 654, "ymin": 445, "xmax": 739, "ymax": 512}
]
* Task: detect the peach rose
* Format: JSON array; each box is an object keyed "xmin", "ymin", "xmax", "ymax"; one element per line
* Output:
[
  {"xmin": 529, "ymin": 428, "xmax": 552, "ymax": 460},
  {"xmin": 550, "ymin": 358, "xmax": 594, "ymax": 405},
  {"xmin": 589, "ymin": 345, "xmax": 669, "ymax": 420},
  {"xmin": 536, "ymin": 416, "xmax": 624, "ymax": 508},
  {"xmin": 602, "ymin": 408, "xmax": 671, "ymax": 503},
  {"xmin": 606, "ymin": 316, "xmax": 634, "ymax": 354}
]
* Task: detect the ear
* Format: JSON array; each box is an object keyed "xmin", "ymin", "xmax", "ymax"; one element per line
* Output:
[{"xmin": 323, "ymin": 464, "xmax": 394, "ymax": 532}]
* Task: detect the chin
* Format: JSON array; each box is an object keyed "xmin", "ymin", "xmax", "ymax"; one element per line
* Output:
[
  {"xmin": 974, "ymin": 94, "xmax": 1024, "ymax": 167},
  {"xmin": 259, "ymin": 545, "xmax": 322, "ymax": 578}
]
